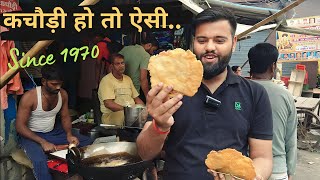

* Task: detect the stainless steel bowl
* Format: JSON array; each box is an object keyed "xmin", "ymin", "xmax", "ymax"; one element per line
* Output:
[
  {"xmin": 87, "ymin": 128, "xmax": 100, "ymax": 140},
  {"xmin": 124, "ymin": 105, "xmax": 147, "ymax": 128}
]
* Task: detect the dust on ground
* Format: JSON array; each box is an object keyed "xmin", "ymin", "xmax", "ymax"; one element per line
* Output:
[{"xmin": 295, "ymin": 149, "xmax": 320, "ymax": 180}]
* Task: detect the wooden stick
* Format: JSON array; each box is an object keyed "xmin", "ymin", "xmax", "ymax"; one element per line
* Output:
[
  {"xmin": 240, "ymin": 20, "xmax": 284, "ymax": 69},
  {"xmin": 0, "ymin": 41, "xmax": 54, "ymax": 88},
  {"xmin": 278, "ymin": 25, "xmax": 320, "ymax": 36},
  {"xmin": 237, "ymin": 0, "xmax": 305, "ymax": 39},
  {"xmin": 0, "ymin": 0, "xmax": 100, "ymax": 88},
  {"xmin": 206, "ymin": 0, "xmax": 279, "ymax": 16}
]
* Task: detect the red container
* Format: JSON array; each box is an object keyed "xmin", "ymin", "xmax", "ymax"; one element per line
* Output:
[
  {"xmin": 48, "ymin": 159, "xmax": 68, "ymax": 174},
  {"xmin": 281, "ymin": 76, "xmax": 290, "ymax": 87},
  {"xmin": 296, "ymin": 64, "xmax": 306, "ymax": 70},
  {"xmin": 295, "ymin": 64, "xmax": 308, "ymax": 84}
]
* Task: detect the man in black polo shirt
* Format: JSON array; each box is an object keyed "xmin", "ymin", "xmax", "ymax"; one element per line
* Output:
[{"xmin": 136, "ymin": 7, "xmax": 273, "ymax": 180}]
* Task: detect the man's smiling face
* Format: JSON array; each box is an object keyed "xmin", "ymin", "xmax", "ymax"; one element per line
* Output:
[{"xmin": 193, "ymin": 20, "xmax": 237, "ymax": 79}]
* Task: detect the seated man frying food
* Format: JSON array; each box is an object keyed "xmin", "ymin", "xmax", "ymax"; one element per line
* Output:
[{"xmin": 16, "ymin": 65, "xmax": 92, "ymax": 180}]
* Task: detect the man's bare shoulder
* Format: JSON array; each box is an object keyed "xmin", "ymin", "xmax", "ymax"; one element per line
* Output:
[
  {"xmin": 23, "ymin": 88, "xmax": 37, "ymax": 98},
  {"xmin": 20, "ymin": 88, "xmax": 37, "ymax": 106},
  {"xmin": 59, "ymin": 88, "xmax": 68, "ymax": 100}
]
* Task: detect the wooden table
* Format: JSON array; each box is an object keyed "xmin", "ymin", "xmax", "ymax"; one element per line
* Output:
[
  {"xmin": 294, "ymin": 96, "xmax": 320, "ymax": 149},
  {"xmin": 294, "ymin": 96, "xmax": 320, "ymax": 115}
]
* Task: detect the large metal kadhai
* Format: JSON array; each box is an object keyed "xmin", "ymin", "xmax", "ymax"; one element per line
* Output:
[{"xmin": 67, "ymin": 142, "xmax": 153, "ymax": 180}]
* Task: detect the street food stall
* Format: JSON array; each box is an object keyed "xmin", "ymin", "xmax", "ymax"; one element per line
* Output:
[{"xmin": 2, "ymin": 0, "xmax": 320, "ymax": 179}]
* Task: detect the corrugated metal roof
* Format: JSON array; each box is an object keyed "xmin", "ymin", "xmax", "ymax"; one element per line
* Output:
[
  {"xmin": 230, "ymin": 30, "xmax": 270, "ymax": 77},
  {"xmin": 229, "ymin": 30, "xmax": 297, "ymax": 77}
]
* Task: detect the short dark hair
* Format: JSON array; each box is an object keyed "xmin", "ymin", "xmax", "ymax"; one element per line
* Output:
[
  {"xmin": 41, "ymin": 65, "xmax": 63, "ymax": 81},
  {"xmin": 191, "ymin": 7, "xmax": 237, "ymax": 37},
  {"xmin": 248, "ymin": 43, "xmax": 279, "ymax": 74},
  {"xmin": 231, "ymin": 66, "xmax": 240, "ymax": 72},
  {"xmin": 110, "ymin": 53, "xmax": 124, "ymax": 64},
  {"xmin": 141, "ymin": 36, "xmax": 159, "ymax": 47},
  {"xmin": 282, "ymin": 33, "xmax": 288, "ymax": 37}
]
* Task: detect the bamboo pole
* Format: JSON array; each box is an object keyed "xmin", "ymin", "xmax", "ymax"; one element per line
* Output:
[
  {"xmin": 0, "ymin": 41, "xmax": 54, "ymax": 88},
  {"xmin": 277, "ymin": 25, "xmax": 320, "ymax": 36},
  {"xmin": 240, "ymin": 20, "xmax": 284, "ymax": 69},
  {"xmin": 237, "ymin": 0, "xmax": 305, "ymax": 39},
  {"xmin": 0, "ymin": 0, "xmax": 100, "ymax": 89},
  {"xmin": 206, "ymin": 0, "xmax": 279, "ymax": 16}
]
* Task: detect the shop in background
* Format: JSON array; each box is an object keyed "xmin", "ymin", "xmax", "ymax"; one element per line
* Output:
[{"xmin": 276, "ymin": 16, "xmax": 320, "ymax": 89}]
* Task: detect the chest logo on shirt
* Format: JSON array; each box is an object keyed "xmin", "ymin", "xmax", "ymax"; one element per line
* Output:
[{"xmin": 235, "ymin": 102, "xmax": 241, "ymax": 111}]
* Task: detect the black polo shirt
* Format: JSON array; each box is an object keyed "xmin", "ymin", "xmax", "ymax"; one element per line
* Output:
[{"xmin": 162, "ymin": 66, "xmax": 273, "ymax": 180}]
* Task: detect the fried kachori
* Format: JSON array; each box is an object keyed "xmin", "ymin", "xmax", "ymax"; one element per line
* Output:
[
  {"xmin": 148, "ymin": 48, "xmax": 203, "ymax": 97},
  {"xmin": 205, "ymin": 148, "xmax": 256, "ymax": 180}
]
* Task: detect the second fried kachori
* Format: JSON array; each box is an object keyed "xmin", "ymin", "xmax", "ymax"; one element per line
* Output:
[{"xmin": 205, "ymin": 148, "xmax": 256, "ymax": 180}]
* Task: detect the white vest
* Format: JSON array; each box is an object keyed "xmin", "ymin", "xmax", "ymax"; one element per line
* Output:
[{"xmin": 28, "ymin": 86, "xmax": 62, "ymax": 133}]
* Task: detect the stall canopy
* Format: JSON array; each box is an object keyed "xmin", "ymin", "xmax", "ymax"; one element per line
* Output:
[
  {"xmin": 180, "ymin": 0, "xmax": 320, "ymax": 37},
  {"xmin": 1, "ymin": 0, "xmax": 320, "ymax": 88},
  {"xmin": 8, "ymin": 0, "xmax": 320, "ymax": 37}
]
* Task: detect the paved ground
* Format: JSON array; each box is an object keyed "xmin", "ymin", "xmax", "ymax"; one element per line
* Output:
[
  {"xmin": 295, "ymin": 106, "xmax": 320, "ymax": 180},
  {"xmin": 295, "ymin": 149, "xmax": 320, "ymax": 180}
]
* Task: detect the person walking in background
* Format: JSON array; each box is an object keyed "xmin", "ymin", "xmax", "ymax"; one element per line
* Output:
[
  {"xmin": 231, "ymin": 65, "xmax": 242, "ymax": 76},
  {"xmin": 249, "ymin": 43, "xmax": 297, "ymax": 180},
  {"xmin": 119, "ymin": 36, "xmax": 158, "ymax": 103}
]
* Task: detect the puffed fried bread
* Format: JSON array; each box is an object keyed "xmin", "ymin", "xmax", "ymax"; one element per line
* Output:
[
  {"xmin": 148, "ymin": 48, "xmax": 203, "ymax": 97},
  {"xmin": 205, "ymin": 148, "xmax": 256, "ymax": 180}
]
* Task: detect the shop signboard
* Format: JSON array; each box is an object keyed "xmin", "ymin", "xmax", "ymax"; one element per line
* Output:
[
  {"xmin": 276, "ymin": 16, "xmax": 320, "ymax": 61},
  {"xmin": 0, "ymin": 0, "xmax": 21, "ymax": 14}
]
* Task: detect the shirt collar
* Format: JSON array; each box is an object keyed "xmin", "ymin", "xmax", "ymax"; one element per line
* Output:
[
  {"xmin": 225, "ymin": 66, "xmax": 241, "ymax": 85},
  {"xmin": 200, "ymin": 66, "xmax": 241, "ymax": 92}
]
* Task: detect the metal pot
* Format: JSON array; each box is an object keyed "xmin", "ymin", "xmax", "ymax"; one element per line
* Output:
[
  {"xmin": 124, "ymin": 105, "xmax": 147, "ymax": 128},
  {"xmin": 87, "ymin": 129, "xmax": 100, "ymax": 141},
  {"xmin": 67, "ymin": 142, "xmax": 153, "ymax": 180}
]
